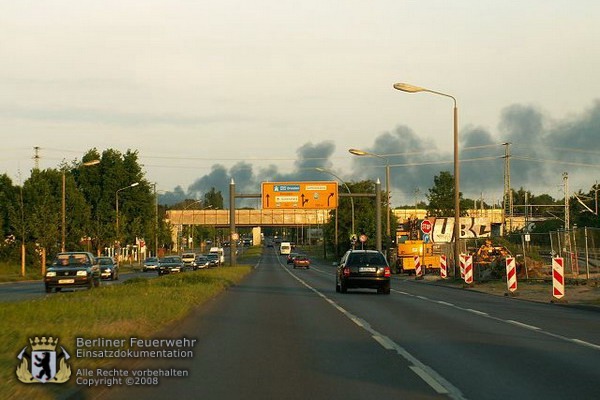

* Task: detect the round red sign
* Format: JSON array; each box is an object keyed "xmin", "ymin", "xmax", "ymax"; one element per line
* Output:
[{"xmin": 420, "ymin": 220, "xmax": 433, "ymax": 234}]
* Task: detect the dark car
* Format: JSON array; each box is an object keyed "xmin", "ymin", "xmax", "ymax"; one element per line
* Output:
[
  {"xmin": 293, "ymin": 256, "xmax": 310, "ymax": 269},
  {"xmin": 44, "ymin": 252, "xmax": 101, "ymax": 293},
  {"xmin": 204, "ymin": 253, "xmax": 220, "ymax": 267},
  {"xmin": 97, "ymin": 256, "xmax": 119, "ymax": 280},
  {"xmin": 157, "ymin": 256, "xmax": 184, "ymax": 275},
  {"xmin": 192, "ymin": 255, "xmax": 210, "ymax": 270},
  {"xmin": 142, "ymin": 257, "xmax": 159, "ymax": 272},
  {"xmin": 336, "ymin": 250, "xmax": 391, "ymax": 294}
]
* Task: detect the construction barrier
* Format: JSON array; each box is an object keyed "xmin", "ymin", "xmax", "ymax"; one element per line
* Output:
[
  {"xmin": 505, "ymin": 257, "xmax": 517, "ymax": 293},
  {"xmin": 414, "ymin": 255, "xmax": 422, "ymax": 277},
  {"xmin": 464, "ymin": 255, "xmax": 473, "ymax": 284},
  {"xmin": 552, "ymin": 257, "xmax": 565, "ymax": 300},
  {"xmin": 440, "ymin": 255, "xmax": 447, "ymax": 279},
  {"xmin": 459, "ymin": 254, "xmax": 466, "ymax": 280}
]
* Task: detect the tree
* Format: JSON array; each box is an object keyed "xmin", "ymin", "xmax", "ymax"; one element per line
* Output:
[
  {"xmin": 323, "ymin": 180, "xmax": 395, "ymax": 258},
  {"xmin": 426, "ymin": 171, "xmax": 466, "ymax": 217},
  {"xmin": 204, "ymin": 187, "xmax": 224, "ymax": 209}
]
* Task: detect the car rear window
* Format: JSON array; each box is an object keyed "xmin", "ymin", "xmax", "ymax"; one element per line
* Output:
[{"xmin": 347, "ymin": 253, "xmax": 386, "ymax": 267}]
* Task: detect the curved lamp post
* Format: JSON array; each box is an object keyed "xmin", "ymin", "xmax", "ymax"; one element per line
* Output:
[
  {"xmin": 61, "ymin": 159, "xmax": 100, "ymax": 252},
  {"xmin": 348, "ymin": 149, "xmax": 391, "ymax": 250},
  {"xmin": 393, "ymin": 82, "xmax": 460, "ymax": 274},
  {"xmin": 315, "ymin": 168, "xmax": 355, "ymax": 236},
  {"xmin": 115, "ymin": 182, "xmax": 140, "ymax": 252}
]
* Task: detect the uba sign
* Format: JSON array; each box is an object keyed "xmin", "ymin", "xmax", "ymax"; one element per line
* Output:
[{"xmin": 424, "ymin": 217, "xmax": 492, "ymax": 243}]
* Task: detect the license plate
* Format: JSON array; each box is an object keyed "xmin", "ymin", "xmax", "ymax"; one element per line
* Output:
[
  {"xmin": 359, "ymin": 267, "xmax": 377, "ymax": 273},
  {"xmin": 58, "ymin": 279, "xmax": 75, "ymax": 284}
]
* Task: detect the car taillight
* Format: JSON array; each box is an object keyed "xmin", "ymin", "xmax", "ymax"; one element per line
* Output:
[
  {"xmin": 343, "ymin": 267, "xmax": 350, "ymax": 277},
  {"xmin": 384, "ymin": 267, "xmax": 391, "ymax": 277}
]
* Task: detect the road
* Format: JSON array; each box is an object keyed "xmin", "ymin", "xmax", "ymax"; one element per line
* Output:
[
  {"xmin": 0, "ymin": 270, "xmax": 157, "ymax": 302},
  {"xmin": 77, "ymin": 249, "xmax": 600, "ymax": 400}
]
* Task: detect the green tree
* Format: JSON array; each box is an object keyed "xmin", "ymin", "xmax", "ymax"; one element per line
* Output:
[
  {"xmin": 426, "ymin": 171, "xmax": 466, "ymax": 217},
  {"xmin": 204, "ymin": 187, "xmax": 224, "ymax": 209},
  {"xmin": 324, "ymin": 180, "xmax": 395, "ymax": 258}
]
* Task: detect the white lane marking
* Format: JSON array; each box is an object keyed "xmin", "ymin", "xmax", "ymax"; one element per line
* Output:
[
  {"xmin": 506, "ymin": 320, "xmax": 540, "ymax": 331},
  {"xmin": 410, "ymin": 366, "xmax": 450, "ymax": 394},
  {"xmin": 466, "ymin": 309, "xmax": 489, "ymax": 316},
  {"xmin": 392, "ymin": 282, "xmax": 600, "ymax": 352},
  {"xmin": 276, "ymin": 255, "xmax": 600, "ymax": 353},
  {"xmin": 373, "ymin": 335, "xmax": 395, "ymax": 350},
  {"xmin": 280, "ymin": 263, "xmax": 466, "ymax": 400},
  {"xmin": 571, "ymin": 339, "xmax": 600, "ymax": 351}
]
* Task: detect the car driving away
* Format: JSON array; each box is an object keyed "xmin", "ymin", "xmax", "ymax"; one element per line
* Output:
[
  {"xmin": 97, "ymin": 256, "xmax": 119, "ymax": 280},
  {"xmin": 44, "ymin": 252, "xmax": 101, "ymax": 293},
  {"xmin": 292, "ymin": 255, "xmax": 310, "ymax": 269},
  {"xmin": 157, "ymin": 256, "xmax": 185, "ymax": 275},
  {"xmin": 336, "ymin": 249, "xmax": 391, "ymax": 294}
]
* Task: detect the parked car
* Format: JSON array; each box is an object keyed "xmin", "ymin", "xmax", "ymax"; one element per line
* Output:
[
  {"xmin": 192, "ymin": 255, "xmax": 210, "ymax": 270},
  {"xmin": 157, "ymin": 256, "xmax": 185, "ymax": 275},
  {"xmin": 204, "ymin": 253, "xmax": 220, "ymax": 267},
  {"xmin": 97, "ymin": 256, "xmax": 119, "ymax": 280},
  {"xmin": 142, "ymin": 257, "xmax": 159, "ymax": 272},
  {"xmin": 293, "ymin": 256, "xmax": 310, "ymax": 269},
  {"xmin": 181, "ymin": 252, "xmax": 196, "ymax": 268},
  {"xmin": 336, "ymin": 250, "xmax": 391, "ymax": 294},
  {"xmin": 44, "ymin": 252, "xmax": 101, "ymax": 293}
]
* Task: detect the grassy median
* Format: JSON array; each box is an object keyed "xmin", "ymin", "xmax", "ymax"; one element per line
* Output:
[{"xmin": 0, "ymin": 265, "xmax": 252, "ymax": 399}]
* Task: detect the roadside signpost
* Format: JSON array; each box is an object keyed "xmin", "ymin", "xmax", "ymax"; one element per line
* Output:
[
  {"xmin": 552, "ymin": 257, "xmax": 565, "ymax": 300},
  {"xmin": 261, "ymin": 181, "xmax": 338, "ymax": 209},
  {"xmin": 440, "ymin": 254, "xmax": 447, "ymax": 279},
  {"xmin": 420, "ymin": 219, "xmax": 433, "ymax": 235},
  {"xmin": 414, "ymin": 255, "xmax": 422, "ymax": 278},
  {"xmin": 464, "ymin": 255, "xmax": 473, "ymax": 284},
  {"xmin": 506, "ymin": 257, "xmax": 518, "ymax": 293}
]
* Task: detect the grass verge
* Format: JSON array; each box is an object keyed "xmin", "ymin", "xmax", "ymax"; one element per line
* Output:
[{"xmin": 0, "ymin": 266, "xmax": 252, "ymax": 399}]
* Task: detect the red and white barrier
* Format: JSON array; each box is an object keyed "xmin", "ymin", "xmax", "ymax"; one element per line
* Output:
[
  {"xmin": 414, "ymin": 255, "xmax": 422, "ymax": 277},
  {"xmin": 552, "ymin": 257, "xmax": 565, "ymax": 300},
  {"xmin": 464, "ymin": 255, "xmax": 473, "ymax": 284},
  {"xmin": 440, "ymin": 255, "xmax": 447, "ymax": 279},
  {"xmin": 505, "ymin": 257, "xmax": 517, "ymax": 293},
  {"xmin": 459, "ymin": 254, "xmax": 466, "ymax": 279}
]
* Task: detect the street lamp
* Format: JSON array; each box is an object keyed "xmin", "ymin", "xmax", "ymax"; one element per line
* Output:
[
  {"xmin": 115, "ymin": 182, "xmax": 140, "ymax": 253},
  {"xmin": 181, "ymin": 200, "xmax": 203, "ymax": 252},
  {"xmin": 348, "ymin": 149, "xmax": 391, "ymax": 253},
  {"xmin": 393, "ymin": 82, "xmax": 460, "ymax": 274},
  {"xmin": 61, "ymin": 159, "xmax": 100, "ymax": 252},
  {"xmin": 315, "ymin": 168, "xmax": 355, "ymax": 239}
]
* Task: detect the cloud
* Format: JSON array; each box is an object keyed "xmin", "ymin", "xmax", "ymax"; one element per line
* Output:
[{"xmin": 159, "ymin": 101, "xmax": 600, "ymax": 206}]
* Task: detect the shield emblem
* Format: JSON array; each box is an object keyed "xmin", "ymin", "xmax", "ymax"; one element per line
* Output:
[{"xmin": 31, "ymin": 351, "xmax": 57, "ymax": 383}]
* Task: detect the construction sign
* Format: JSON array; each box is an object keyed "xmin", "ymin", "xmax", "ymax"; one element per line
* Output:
[{"xmin": 261, "ymin": 181, "xmax": 338, "ymax": 209}]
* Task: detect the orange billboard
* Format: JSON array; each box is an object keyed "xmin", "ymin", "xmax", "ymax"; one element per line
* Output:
[{"xmin": 261, "ymin": 181, "xmax": 338, "ymax": 209}]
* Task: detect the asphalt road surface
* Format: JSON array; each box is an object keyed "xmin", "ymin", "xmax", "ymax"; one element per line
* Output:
[{"xmin": 77, "ymin": 250, "xmax": 599, "ymax": 400}]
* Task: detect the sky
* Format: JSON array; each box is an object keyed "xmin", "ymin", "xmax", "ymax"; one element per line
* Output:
[{"xmin": 2, "ymin": 0, "xmax": 600, "ymax": 207}]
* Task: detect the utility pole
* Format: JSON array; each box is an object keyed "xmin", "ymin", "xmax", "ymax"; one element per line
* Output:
[
  {"xmin": 502, "ymin": 142, "xmax": 512, "ymax": 234},
  {"xmin": 563, "ymin": 172, "xmax": 569, "ymax": 230},
  {"xmin": 33, "ymin": 146, "xmax": 40, "ymax": 170}
]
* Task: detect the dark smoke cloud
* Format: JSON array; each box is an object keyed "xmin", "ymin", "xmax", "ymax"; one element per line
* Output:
[
  {"xmin": 159, "ymin": 102, "xmax": 600, "ymax": 206},
  {"xmin": 161, "ymin": 142, "xmax": 335, "ymax": 206}
]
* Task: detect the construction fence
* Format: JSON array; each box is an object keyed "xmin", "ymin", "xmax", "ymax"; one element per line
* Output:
[{"xmin": 435, "ymin": 227, "xmax": 600, "ymax": 281}]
